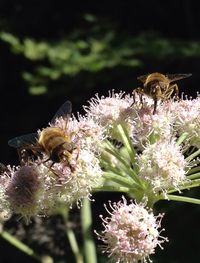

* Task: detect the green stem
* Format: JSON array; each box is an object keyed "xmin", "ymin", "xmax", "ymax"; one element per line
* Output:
[
  {"xmin": 104, "ymin": 146, "xmax": 130, "ymax": 170},
  {"xmin": 176, "ymin": 132, "xmax": 188, "ymax": 145},
  {"xmin": 66, "ymin": 228, "xmax": 84, "ymax": 263},
  {"xmin": 167, "ymin": 179, "xmax": 200, "ymax": 193},
  {"xmin": 81, "ymin": 199, "xmax": 97, "ymax": 263},
  {"xmin": 165, "ymin": 194, "xmax": 200, "ymax": 205},
  {"xmin": 100, "ymin": 159, "xmax": 122, "ymax": 175},
  {"xmin": 103, "ymin": 172, "xmax": 137, "ymax": 187},
  {"xmin": 93, "ymin": 186, "xmax": 130, "ymax": 193},
  {"xmin": 102, "ymin": 139, "xmax": 141, "ymax": 185},
  {"xmin": 187, "ymin": 172, "xmax": 200, "ymax": 180},
  {"xmin": 116, "ymin": 124, "xmax": 136, "ymax": 163},
  {"xmin": 186, "ymin": 165, "xmax": 200, "ymax": 175},
  {"xmin": 104, "ymin": 145, "xmax": 142, "ymax": 185},
  {"xmin": 0, "ymin": 230, "xmax": 41, "ymax": 261},
  {"xmin": 60, "ymin": 209, "xmax": 83, "ymax": 263},
  {"xmin": 185, "ymin": 149, "xmax": 200, "ymax": 162},
  {"xmin": 128, "ymin": 169, "xmax": 143, "ymax": 185}
]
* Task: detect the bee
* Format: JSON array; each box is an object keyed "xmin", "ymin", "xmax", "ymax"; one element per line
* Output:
[
  {"xmin": 133, "ymin": 72, "xmax": 192, "ymax": 114},
  {"xmin": 8, "ymin": 101, "xmax": 76, "ymax": 170}
]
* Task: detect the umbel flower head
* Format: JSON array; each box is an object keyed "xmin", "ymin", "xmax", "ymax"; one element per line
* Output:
[
  {"xmin": 0, "ymin": 111, "xmax": 104, "ymax": 219},
  {"xmin": 170, "ymin": 95, "xmax": 200, "ymax": 148},
  {"xmin": 137, "ymin": 139, "xmax": 188, "ymax": 193},
  {"xmin": 4, "ymin": 164, "xmax": 56, "ymax": 221},
  {"xmin": 131, "ymin": 102, "xmax": 174, "ymax": 149},
  {"xmin": 6, "ymin": 165, "xmax": 42, "ymax": 216},
  {"xmin": 48, "ymin": 115, "xmax": 104, "ymax": 206},
  {"xmin": 53, "ymin": 146, "xmax": 103, "ymax": 207},
  {"xmin": 96, "ymin": 196, "xmax": 167, "ymax": 263},
  {"xmin": 84, "ymin": 90, "xmax": 135, "ymax": 139}
]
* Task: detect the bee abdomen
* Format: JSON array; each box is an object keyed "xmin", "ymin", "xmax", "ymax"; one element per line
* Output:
[{"xmin": 38, "ymin": 127, "xmax": 67, "ymax": 154}]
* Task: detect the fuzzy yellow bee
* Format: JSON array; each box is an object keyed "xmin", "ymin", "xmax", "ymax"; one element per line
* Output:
[
  {"xmin": 133, "ymin": 72, "xmax": 192, "ymax": 114},
  {"xmin": 8, "ymin": 101, "xmax": 76, "ymax": 169}
]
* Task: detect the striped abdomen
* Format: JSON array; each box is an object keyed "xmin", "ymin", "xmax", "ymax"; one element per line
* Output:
[{"xmin": 38, "ymin": 127, "xmax": 71, "ymax": 162}]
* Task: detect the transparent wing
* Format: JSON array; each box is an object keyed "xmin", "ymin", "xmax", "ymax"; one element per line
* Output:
[
  {"xmin": 137, "ymin": 74, "xmax": 149, "ymax": 83},
  {"xmin": 51, "ymin": 100, "xmax": 72, "ymax": 125},
  {"xmin": 8, "ymin": 133, "xmax": 38, "ymax": 148},
  {"xmin": 166, "ymin": 73, "xmax": 192, "ymax": 83}
]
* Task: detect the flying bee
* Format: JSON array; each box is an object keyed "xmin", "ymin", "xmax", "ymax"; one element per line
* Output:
[
  {"xmin": 8, "ymin": 101, "xmax": 76, "ymax": 171},
  {"xmin": 133, "ymin": 72, "xmax": 192, "ymax": 114}
]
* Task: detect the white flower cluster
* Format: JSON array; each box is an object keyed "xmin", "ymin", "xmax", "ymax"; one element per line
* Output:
[
  {"xmin": 0, "ymin": 112, "xmax": 104, "ymax": 220},
  {"xmin": 84, "ymin": 90, "xmax": 135, "ymax": 139},
  {"xmin": 137, "ymin": 139, "xmax": 188, "ymax": 193},
  {"xmin": 0, "ymin": 88, "xmax": 199, "ymax": 262},
  {"xmin": 86, "ymin": 91, "xmax": 198, "ymax": 194},
  {"xmin": 170, "ymin": 97, "xmax": 200, "ymax": 147},
  {"xmin": 96, "ymin": 196, "xmax": 167, "ymax": 263}
]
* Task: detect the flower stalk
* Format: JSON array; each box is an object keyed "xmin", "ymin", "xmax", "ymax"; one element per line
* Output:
[
  {"xmin": 185, "ymin": 148, "xmax": 200, "ymax": 162},
  {"xmin": 66, "ymin": 227, "xmax": 84, "ymax": 263},
  {"xmin": 166, "ymin": 194, "xmax": 200, "ymax": 205},
  {"xmin": 61, "ymin": 209, "xmax": 84, "ymax": 263},
  {"xmin": 0, "ymin": 230, "xmax": 41, "ymax": 262},
  {"xmin": 81, "ymin": 198, "xmax": 97, "ymax": 263}
]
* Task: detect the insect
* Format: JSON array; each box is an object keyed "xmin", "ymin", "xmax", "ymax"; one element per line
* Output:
[
  {"xmin": 133, "ymin": 72, "xmax": 192, "ymax": 114},
  {"xmin": 8, "ymin": 101, "xmax": 76, "ymax": 170}
]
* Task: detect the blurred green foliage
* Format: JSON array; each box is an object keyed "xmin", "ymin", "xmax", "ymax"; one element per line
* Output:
[
  {"xmin": 1, "ymin": 23, "xmax": 200, "ymax": 95},
  {"xmin": 0, "ymin": 28, "xmax": 140, "ymax": 95}
]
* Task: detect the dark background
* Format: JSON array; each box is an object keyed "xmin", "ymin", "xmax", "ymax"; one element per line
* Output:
[{"xmin": 0, "ymin": 1, "xmax": 200, "ymax": 262}]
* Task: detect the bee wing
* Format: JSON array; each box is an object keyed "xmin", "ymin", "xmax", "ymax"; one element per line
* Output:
[
  {"xmin": 166, "ymin": 73, "xmax": 192, "ymax": 83},
  {"xmin": 51, "ymin": 100, "xmax": 72, "ymax": 125},
  {"xmin": 8, "ymin": 133, "xmax": 38, "ymax": 148},
  {"xmin": 137, "ymin": 74, "xmax": 149, "ymax": 83}
]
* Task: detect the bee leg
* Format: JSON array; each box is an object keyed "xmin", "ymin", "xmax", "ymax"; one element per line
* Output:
[
  {"xmin": 132, "ymin": 95, "xmax": 135, "ymax": 104},
  {"xmin": 165, "ymin": 84, "xmax": 179, "ymax": 100},
  {"xmin": 63, "ymin": 150, "xmax": 79, "ymax": 173},
  {"xmin": 74, "ymin": 145, "xmax": 80, "ymax": 161},
  {"xmin": 132, "ymin": 88, "xmax": 139, "ymax": 101},
  {"xmin": 17, "ymin": 148, "xmax": 26, "ymax": 165},
  {"xmin": 138, "ymin": 88, "xmax": 144, "ymax": 107},
  {"xmin": 42, "ymin": 158, "xmax": 61, "ymax": 176},
  {"xmin": 132, "ymin": 87, "xmax": 144, "ymax": 107},
  {"xmin": 42, "ymin": 161, "xmax": 64, "ymax": 177},
  {"xmin": 131, "ymin": 90, "xmax": 136, "ymax": 107},
  {"xmin": 48, "ymin": 166, "xmax": 61, "ymax": 176},
  {"xmin": 17, "ymin": 148, "xmax": 34, "ymax": 165},
  {"xmin": 171, "ymin": 84, "xmax": 179, "ymax": 100},
  {"xmin": 43, "ymin": 157, "xmax": 51, "ymax": 163},
  {"xmin": 140, "ymin": 94, "xmax": 143, "ymax": 106},
  {"xmin": 153, "ymin": 99, "xmax": 157, "ymax": 115}
]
